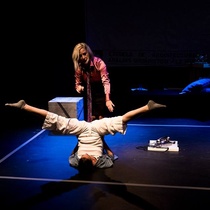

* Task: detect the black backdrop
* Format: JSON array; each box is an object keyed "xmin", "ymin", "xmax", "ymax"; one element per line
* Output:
[
  {"xmin": 85, "ymin": 0, "xmax": 210, "ymax": 93},
  {"xmin": 2, "ymin": 2, "xmax": 85, "ymax": 105},
  {"xmin": 85, "ymin": 0, "xmax": 210, "ymax": 67},
  {"xmin": 1, "ymin": 0, "xmax": 210, "ymax": 113}
]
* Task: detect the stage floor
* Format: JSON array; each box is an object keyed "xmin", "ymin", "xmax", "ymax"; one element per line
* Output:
[{"xmin": 1, "ymin": 117, "xmax": 210, "ymax": 210}]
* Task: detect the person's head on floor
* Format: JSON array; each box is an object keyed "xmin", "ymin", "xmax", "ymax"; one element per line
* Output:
[{"xmin": 78, "ymin": 154, "xmax": 97, "ymax": 174}]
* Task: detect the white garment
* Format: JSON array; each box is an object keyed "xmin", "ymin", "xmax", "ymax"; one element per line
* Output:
[{"xmin": 42, "ymin": 112, "xmax": 127, "ymax": 157}]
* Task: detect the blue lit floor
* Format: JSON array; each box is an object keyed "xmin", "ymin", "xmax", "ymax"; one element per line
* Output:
[{"xmin": 1, "ymin": 117, "xmax": 210, "ymax": 210}]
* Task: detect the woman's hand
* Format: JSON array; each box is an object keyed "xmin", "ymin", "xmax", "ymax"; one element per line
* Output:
[
  {"xmin": 106, "ymin": 100, "xmax": 115, "ymax": 112},
  {"xmin": 76, "ymin": 85, "xmax": 84, "ymax": 93}
]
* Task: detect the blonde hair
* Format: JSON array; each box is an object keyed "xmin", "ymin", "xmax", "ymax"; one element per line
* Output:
[{"xmin": 72, "ymin": 43, "xmax": 94, "ymax": 70}]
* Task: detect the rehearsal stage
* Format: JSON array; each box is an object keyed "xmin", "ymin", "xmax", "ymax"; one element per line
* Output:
[{"xmin": 1, "ymin": 100, "xmax": 210, "ymax": 210}]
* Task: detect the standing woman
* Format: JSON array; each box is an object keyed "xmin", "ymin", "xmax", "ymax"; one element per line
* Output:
[{"xmin": 72, "ymin": 42, "xmax": 115, "ymax": 122}]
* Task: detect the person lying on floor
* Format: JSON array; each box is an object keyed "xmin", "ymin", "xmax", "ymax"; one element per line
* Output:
[{"xmin": 5, "ymin": 99, "xmax": 166, "ymax": 172}]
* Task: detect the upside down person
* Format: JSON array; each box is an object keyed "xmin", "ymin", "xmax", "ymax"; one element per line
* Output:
[{"xmin": 5, "ymin": 99, "xmax": 166, "ymax": 172}]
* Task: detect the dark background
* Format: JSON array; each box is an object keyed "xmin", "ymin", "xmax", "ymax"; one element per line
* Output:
[
  {"xmin": 85, "ymin": 0, "xmax": 210, "ymax": 66},
  {"xmin": 2, "ymin": 2, "xmax": 85, "ymax": 104},
  {"xmin": 1, "ymin": 1, "xmax": 210, "ymax": 116}
]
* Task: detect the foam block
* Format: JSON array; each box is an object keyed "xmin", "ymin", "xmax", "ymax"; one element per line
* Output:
[{"xmin": 48, "ymin": 97, "xmax": 84, "ymax": 120}]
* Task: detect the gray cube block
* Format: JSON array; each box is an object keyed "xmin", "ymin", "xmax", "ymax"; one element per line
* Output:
[{"xmin": 48, "ymin": 97, "xmax": 84, "ymax": 120}]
